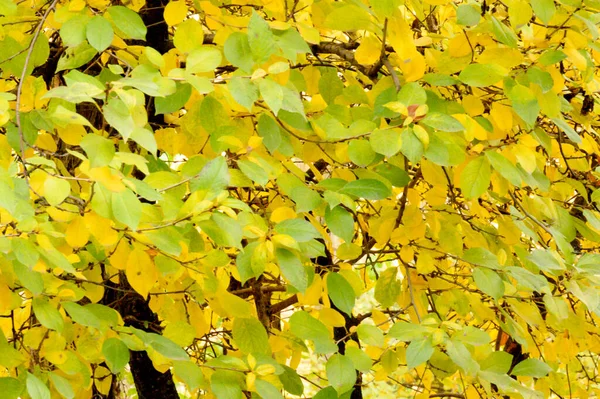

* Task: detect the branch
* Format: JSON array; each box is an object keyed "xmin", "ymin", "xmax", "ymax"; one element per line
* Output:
[
  {"xmin": 270, "ymin": 294, "xmax": 297, "ymax": 314},
  {"xmin": 15, "ymin": 0, "xmax": 61, "ymax": 181}
]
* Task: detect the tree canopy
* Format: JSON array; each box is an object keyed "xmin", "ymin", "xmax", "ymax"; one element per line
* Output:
[{"xmin": 1, "ymin": 0, "xmax": 600, "ymax": 398}]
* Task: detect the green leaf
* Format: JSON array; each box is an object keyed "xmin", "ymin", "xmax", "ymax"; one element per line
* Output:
[
  {"xmin": 131, "ymin": 128, "xmax": 158, "ymax": 155},
  {"xmin": 446, "ymin": 340, "xmax": 480, "ymax": 375},
  {"xmin": 424, "ymin": 133, "xmax": 465, "ymax": 166},
  {"xmin": 459, "ymin": 64, "xmax": 506, "ymax": 87},
  {"xmin": 370, "ymin": 129, "xmax": 402, "ymax": 157},
  {"xmin": 12, "ymin": 238, "xmax": 39, "ymax": 268},
  {"xmin": 345, "ymin": 346, "xmax": 373, "ymax": 372},
  {"xmin": 144, "ymin": 228, "xmax": 183, "ymax": 256},
  {"xmin": 33, "ymin": 297, "xmax": 64, "ymax": 332},
  {"xmin": 259, "ymin": 78, "xmax": 284, "ymax": 115},
  {"xmin": 459, "ymin": 156, "xmax": 491, "ymax": 198},
  {"xmin": 232, "ymin": 318, "xmax": 270, "ymax": 354},
  {"xmin": 420, "ymin": 112, "xmax": 465, "ymax": 132},
  {"xmin": 422, "ymin": 73, "xmax": 460, "ymax": 86},
  {"xmin": 40, "ymin": 248, "xmax": 76, "ymax": 273},
  {"xmin": 186, "ymin": 47, "xmax": 222, "ymax": 73},
  {"xmin": 453, "ymin": 326, "xmax": 490, "ymax": 346},
  {"xmin": 247, "ymin": 11, "xmax": 276, "ymax": 64},
  {"xmin": 480, "ymin": 351, "xmax": 513, "ymax": 374},
  {"xmin": 401, "ymin": 127, "xmax": 424, "ymax": 164},
  {"xmin": 552, "ymin": 118, "xmax": 581, "ymax": 143},
  {"xmin": 228, "ymin": 77, "xmax": 258, "ymax": 111},
  {"xmin": 275, "ymin": 248, "xmax": 308, "ymax": 293},
  {"xmin": 463, "ymin": 248, "xmax": 501, "ymax": 269},
  {"xmin": 327, "ymin": 272, "xmax": 355, "ymax": 316},
  {"xmin": 406, "ymin": 338, "xmax": 434, "ymax": 369},
  {"xmin": 397, "ymin": 82, "xmax": 427, "ymax": 106},
  {"xmin": 255, "ymin": 379, "xmax": 284, "ymax": 399},
  {"xmin": 190, "ymin": 156, "xmax": 230, "ymax": 192},
  {"xmin": 80, "ymin": 134, "xmax": 115, "ymax": 168},
  {"xmin": 0, "ymin": 377, "xmax": 23, "ymax": 399},
  {"xmin": 146, "ymin": 333, "xmax": 189, "ymax": 360},
  {"xmin": 527, "ymin": 67, "xmax": 554, "ymax": 93},
  {"xmin": 275, "ymin": 219, "xmax": 320, "ymax": 242},
  {"xmin": 86, "ymin": 16, "xmax": 114, "ymax": 52},
  {"xmin": 324, "ymin": 5, "xmax": 373, "ymax": 32},
  {"xmin": 111, "ymin": 189, "xmax": 142, "ymax": 231},
  {"xmin": 56, "ymin": 42, "xmax": 97, "ymax": 72},
  {"xmin": 538, "ymin": 49, "xmax": 567, "ymax": 65},
  {"xmin": 198, "ymin": 213, "xmax": 242, "ymax": 248},
  {"xmin": 237, "ymin": 159, "xmax": 269, "ymax": 185},
  {"xmin": 49, "ymin": 372, "xmax": 75, "ymax": 399},
  {"xmin": 389, "ymin": 322, "xmax": 429, "ymax": 342},
  {"xmin": 491, "ymin": 17, "xmax": 518, "ymax": 48},
  {"xmin": 340, "ymin": 179, "xmax": 391, "ymax": 200},
  {"xmin": 155, "ymin": 83, "xmax": 192, "ymax": 114},
  {"xmin": 280, "ymin": 365, "xmax": 304, "ymax": 396},
  {"xmin": 456, "ymin": 4, "xmax": 481, "ymax": 26},
  {"xmin": 374, "ymin": 267, "xmax": 400, "ymax": 308},
  {"xmin": 60, "ymin": 15, "xmax": 89, "ymax": 47},
  {"xmin": 289, "ymin": 311, "xmax": 337, "ymax": 354},
  {"xmin": 224, "ymin": 32, "xmax": 254, "ymax": 71},
  {"xmin": 326, "ymin": 354, "xmax": 356, "ymax": 395},
  {"xmin": 43, "ymin": 176, "xmax": 70, "ymax": 206},
  {"xmin": 211, "ymin": 371, "xmax": 243, "ymax": 399},
  {"xmin": 173, "ymin": 361, "xmax": 204, "ymax": 391},
  {"xmin": 357, "ymin": 324, "xmax": 385, "ymax": 347},
  {"xmin": 0, "ymin": 0, "xmax": 17, "ymax": 16},
  {"xmin": 102, "ymin": 338, "xmax": 130, "ymax": 374},
  {"xmin": 107, "ymin": 6, "xmax": 147, "ymax": 40},
  {"xmin": 531, "ymin": 0, "xmax": 556, "ymax": 25},
  {"xmin": 527, "ymin": 249, "xmax": 564, "ymax": 272},
  {"xmin": 325, "ymin": 206, "xmax": 354, "ymax": 242},
  {"xmin": 472, "ymin": 267, "xmax": 504, "ymax": 300},
  {"xmin": 348, "ymin": 139, "xmax": 377, "ymax": 167},
  {"xmin": 485, "ymin": 151, "xmax": 522, "ymax": 186},
  {"xmin": 62, "ymin": 302, "xmax": 102, "ymax": 331},
  {"xmin": 512, "ymin": 358, "xmax": 552, "ymax": 377},
  {"xmin": 26, "ymin": 372, "xmax": 50, "ymax": 399},
  {"xmin": 13, "ymin": 262, "xmax": 44, "ymax": 295},
  {"xmin": 313, "ymin": 387, "xmax": 338, "ymax": 399},
  {"xmin": 507, "ymin": 85, "xmax": 539, "ymax": 126}
]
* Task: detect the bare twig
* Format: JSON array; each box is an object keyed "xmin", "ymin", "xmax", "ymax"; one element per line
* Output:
[{"xmin": 15, "ymin": 0, "xmax": 61, "ymax": 181}]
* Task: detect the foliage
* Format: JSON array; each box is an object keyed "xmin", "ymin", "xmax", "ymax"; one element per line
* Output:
[{"xmin": 1, "ymin": 0, "xmax": 600, "ymax": 398}]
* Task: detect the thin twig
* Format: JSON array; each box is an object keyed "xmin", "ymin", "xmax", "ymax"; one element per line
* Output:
[{"xmin": 15, "ymin": 0, "xmax": 61, "ymax": 182}]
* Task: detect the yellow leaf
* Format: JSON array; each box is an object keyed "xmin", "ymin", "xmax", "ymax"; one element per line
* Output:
[
  {"xmin": 164, "ymin": 1, "xmax": 187, "ymax": 26},
  {"xmin": 84, "ymin": 212, "xmax": 119, "ymax": 247},
  {"xmin": 462, "ymin": 95, "xmax": 485, "ymax": 116},
  {"xmin": 270, "ymin": 207, "xmax": 297, "ymax": 223},
  {"xmin": 174, "ymin": 19, "xmax": 204, "ymax": 53},
  {"xmin": 188, "ymin": 303, "xmax": 210, "ymax": 337},
  {"xmin": 65, "ymin": 215, "xmax": 90, "ymax": 248},
  {"xmin": 336, "ymin": 243, "xmax": 362, "ymax": 260},
  {"xmin": 163, "ymin": 321, "xmax": 196, "ymax": 347},
  {"xmin": 86, "ymin": 166, "xmax": 126, "ymax": 192},
  {"xmin": 36, "ymin": 133, "xmax": 57, "ymax": 152},
  {"xmin": 109, "ymin": 240, "xmax": 131, "ymax": 270},
  {"xmin": 513, "ymin": 144, "xmax": 537, "ymax": 173},
  {"xmin": 298, "ymin": 274, "xmax": 322, "ymax": 306},
  {"xmin": 126, "ymin": 246, "xmax": 159, "ymax": 299},
  {"xmin": 355, "ymin": 34, "xmax": 381, "ymax": 65},
  {"xmin": 56, "ymin": 124, "xmax": 86, "ymax": 146},
  {"xmin": 319, "ymin": 308, "xmax": 345, "ymax": 327},
  {"xmin": 214, "ymin": 289, "xmax": 253, "ymax": 318}
]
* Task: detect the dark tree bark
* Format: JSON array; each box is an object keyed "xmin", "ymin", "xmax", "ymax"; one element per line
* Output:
[
  {"xmin": 99, "ymin": 265, "xmax": 179, "ymax": 399},
  {"xmin": 315, "ymin": 246, "xmax": 363, "ymax": 399}
]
